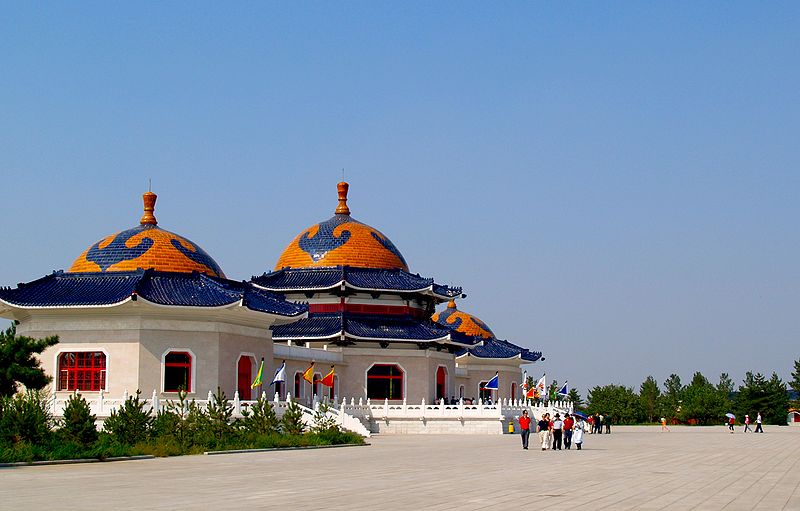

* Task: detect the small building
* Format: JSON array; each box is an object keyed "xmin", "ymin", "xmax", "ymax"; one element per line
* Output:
[{"xmin": 789, "ymin": 409, "xmax": 800, "ymax": 427}]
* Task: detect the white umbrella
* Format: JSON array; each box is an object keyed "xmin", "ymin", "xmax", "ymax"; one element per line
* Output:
[{"xmin": 725, "ymin": 413, "xmax": 735, "ymax": 419}]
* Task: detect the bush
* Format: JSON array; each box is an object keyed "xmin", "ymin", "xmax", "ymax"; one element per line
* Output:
[
  {"xmin": 241, "ymin": 395, "xmax": 279, "ymax": 435},
  {"xmin": 281, "ymin": 401, "xmax": 305, "ymax": 435},
  {"xmin": 206, "ymin": 387, "xmax": 235, "ymax": 443},
  {"xmin": 59, "ymin": 393, "xmax": 98, "ymax": 445},
  {"xmin": 0, "ymin": 390, "xmax": 53, "ymax": 446},
  {"xmin": 311, "ymin": 403, "xmax": 340, "ymax": 434},
  {"xmin": 103, "ymin": 390, "xmax": 154, "ymax": 445}
]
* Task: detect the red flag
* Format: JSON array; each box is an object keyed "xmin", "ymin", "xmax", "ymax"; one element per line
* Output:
[
  {"xmin": 302, "ymin": 363, "xmax": 314, "ymax": 383},
  {"xmin": 526, "ymin": 387, "xmax": 536, "ymax": 399},
  {"xmin": 317, "ymin": 366, "xmax": 335, "ymax": 387}
]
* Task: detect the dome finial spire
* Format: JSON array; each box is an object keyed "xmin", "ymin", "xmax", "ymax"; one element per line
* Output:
[
  {"xmin": 447, "ymin": 299, "xmax": 457, "ymax": 309},
  {"xmin": 335, "ymin": 181, "xmax": 350, "ymax": 215},
  {"xmin": 140, "ymin": 190, "xmax": 158, "ymax": 225}
]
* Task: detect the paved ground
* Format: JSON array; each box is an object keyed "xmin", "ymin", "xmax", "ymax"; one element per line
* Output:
[{"xmin": 2, "ymin": 426, "xmax": 799, "ymax": 510}]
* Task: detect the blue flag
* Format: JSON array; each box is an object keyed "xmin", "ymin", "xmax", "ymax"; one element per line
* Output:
[
  {"xmin": 481, "ymin": 372, "xmax": 499, "ymax": 390},
  {"xmin": 557, "ymin": 381, "xmax": 568, "ymax": 397},
  {"xmin": 270, "ymin": 361, "xmax": 286, "ymax": 386}
]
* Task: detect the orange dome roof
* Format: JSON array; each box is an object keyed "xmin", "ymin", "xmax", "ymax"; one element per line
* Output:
[
  {"xmin": 68, "ymin": 192, "xmax": 225, "ymax": 277},
  {"xmin": 275, "ymin": 182, "xmax": 409, "ymax": 271},
  {"xmin": 432, "ymin": 300, "xmax": 495, "ymax": 340}
]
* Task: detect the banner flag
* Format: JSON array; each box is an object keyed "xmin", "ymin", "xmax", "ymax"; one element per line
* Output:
[
  {"xmin": 303, "ymin": 363, "xmax": 315, "ymax": 384},
  {"xmin": 481, "ymin": 372, "xmax": 499, "ymax": 390},
  {"xmin": 270, "ymin": 360, "xmax": 286, "ymax": 386},
  {"xmin": 317, "ymin": 366, "xmax": 335, "ymax": 387},
  {"xmin": 250, "ymin": 358, "xmax": 264, "ymax": 389},
  {"xmin": 558, "ymin": 381, "xmax": 569, "ymax": 397}
]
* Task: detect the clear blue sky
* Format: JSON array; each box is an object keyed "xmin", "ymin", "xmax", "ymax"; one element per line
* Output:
[{"xmin": 2, "ymin": 2, "xmax": 798, "ymax": 397}]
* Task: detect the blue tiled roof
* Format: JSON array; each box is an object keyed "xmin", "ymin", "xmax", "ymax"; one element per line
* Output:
[
  {"xmin": 0, "ymin": 270, "xmax": 306, "ymax": 317},
  {"xmin": 252, "ymin": 266, "xmax": 461, "ymax": 299},
  {"xmin": 456, "ymin": 338, "xmax": 543, "ymax": 362},
  {"xmin": 271, "ymin": 312, "xmax": 479, "ymax": 345}
]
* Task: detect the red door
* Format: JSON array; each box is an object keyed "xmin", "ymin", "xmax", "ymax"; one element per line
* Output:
[
  {"xmin": 436, "ymin": 367, "xmax": 447, "ymax": 401},
  {"xmin": 237, "ymin": 357, "xmax": 252, "ymax": 400}
]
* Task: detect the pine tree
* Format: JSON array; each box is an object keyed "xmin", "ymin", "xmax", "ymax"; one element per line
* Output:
[
  {"xmin": 241, "ymin": 395, "xmax": 279, "ymax": 436},
  {"xmin": 790, "ymin": 359, "xmax": 800, "ymax": 408},
  {"xmin": 735, "ymin": 372, "xmax": 787, "ymax": 425},
  {"xmin": 567, "ymin": 388, "xmax": 583, "ymax": 409},
  {"xmin": 660, "ymin": 374, "xmax": 684, "ymax": 420},
  {"xmin": 639, "ymin": 376, "xmax": 660, "ymax": 423},
  {"xmin": 281, "ymin": 401, "xmax": 305, "ymax": 435},
  {"xmin": 59, "ymin": 393, "xmax": 98, "ymax": 445},
  {"xmin": 0, "ymin": 323, "xmax": 59, "ymax": 397},
  {"xmin": 312, "ymin": 403, "xmax": 339, "ymax": 433},
  {"xmin": 103, "ymin": 390, "xmax": 154, "ymax": 445},
  {"xmin": 206, "ymin": 387, "xmax": 234, "ymax": 442}
]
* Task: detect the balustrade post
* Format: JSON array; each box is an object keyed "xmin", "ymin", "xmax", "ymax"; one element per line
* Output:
[
  {"xmin": 98, "ymin": 388, "xmax": 104, "ymax": 415},
  {"xmin": 272, "ymin": 391, "xmax": 278, "ymax": 402},
  {"xmin": 420, "ymin": 398, "xmax": 426, "ymax": 421},
  {"xmin": 402, "ymin": 398, "xmax": 407, "ymax": 414},
  {"xmin": 440, "ymin": 398, "xmax": 445, "ymax": 416},
  {"xmin": 123, "ymin": 388, "xmax": 129, "ymax": 402},
  {"xmin": 207, "ymin": 390, "xmax": 213, "ymax": 402},
  {"xmin": 233, "ymin": 391, "xmax": 241, "ymax": 415},
  {"xmin": 151, "ymin": 389, "xmax": 159, "ymax": 414},
  {"xmin": 287, "ymin": 392, "xmax": 293, "ymax": 404},
  {"xmin": 383, "ymin": 398, "xmax": 389, "ymax": 419}
]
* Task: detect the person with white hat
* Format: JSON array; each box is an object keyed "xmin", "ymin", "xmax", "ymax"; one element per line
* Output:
[{"xmin": 743, "ymin": 414, "xmax": 751, "ymax": 432}]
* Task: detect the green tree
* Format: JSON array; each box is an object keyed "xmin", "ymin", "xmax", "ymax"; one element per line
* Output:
[
  {"xmin": 103, "ymin": 390, "xmax": 154, "ymax": 445},
  {"xmin": 281, "ymin": 400, "xmax": 305, "ymax": 435},
  {"xmin": 58, "ymin": 393, "xmax": 98, "ymax": 445},
  {"xmin": 206, "ymin": 387, "xmax": 235, "ymax": 443},
  {"xmin": 660, "ymin": 373, "xmax": 684, "ymax": 420},
  {"xmin": 716, "ymin": 372, "xmax": 734, "ymax": 412},
  {"xmin": 790, "ymin": 359, "xmax": 800, "ymax": 409},
  {"xmin": 241, "ymin": 395, "xmax": 279, "ymax": 436},
  {"xmin": 639, "ymin": 376, "xmax": 660, "ymax": 423},
  {"xmin": 0, "ymin": 389, "xmax": 53, "ymax": 446},
  {"xmin": 567, "ymin": 388, "xmax": 583, "ymax": 409},
  {"xmin": 587, "ymin": 384, "xmax": 642, "ymax": 424},
  {"xmin": 311, "ymin": 403, "xmax": 339, "ymax": 433},
  {"xmin": 679, "ymin": 371, "xmax": 727, "ymax": 425},
  {"xmin": 0, "ymin": 324, "xmax": 59, "ymax": 397},
  {"xmin": 735, "ymin": 372, "xmax": 789, "ymax": 426}
]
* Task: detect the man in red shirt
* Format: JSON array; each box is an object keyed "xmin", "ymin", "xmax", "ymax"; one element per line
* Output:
[
  {"xmin": 518, "ymin": 410, "xmax": 531, "ymax": 450},
  {"xmin": 563, "ymin": 414, "xmax": 575, "ymax": 449}
]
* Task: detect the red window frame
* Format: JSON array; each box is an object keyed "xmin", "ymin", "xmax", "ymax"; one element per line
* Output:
[
  {"xmin": 58, "ymin": 351, "xmax": 106, "ymax": 391},
  {"xmin": 367, "ymin": 364, "xmax": 404, "ymax": 400},
  {"xmin": 164, "ymin": 351, "xmax": 192, "ymax": 392}
]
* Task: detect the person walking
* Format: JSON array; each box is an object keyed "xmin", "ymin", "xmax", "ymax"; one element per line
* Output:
[
  {"xmin": 743, "ymin": 414, "xmax": 751, "ymax": 433},
  {"xmin": 598, "ymin": 414, "xmax": 604, "ymax": 434},
  {"xmin": 518, "ymin": 410, "xmax": 531, "ymax": 450},
  {"xmin": 552, "ymin": 413, "xmax": 564, "ymax": 450},
  {"xmin": 573, "ymin": 416, "xmax": 586, "ymax": 450},
  {"xmin": 563, "ymin": 413, "xmax": 574, "ymax": 449},
  {"xmin": 604, "ymin": 414, "xmax": 611, "ymax": 434},
  {"xmin": 755, "ymin": 412, "xmax": 763, "ymax": 433},
  {"xmin": 538, "ymin": 413, "xmax": 551, "ymax": 451},
  {"xmin": 728, "ymin": 416, "xmax": 735, "ymax": 433},
  {"xmin": 587, "ymin": 415, "xmax": 594, "ymax": 434},
  {"xmin": 661, "ymin": 417, "xmax": 670, "ymax": 432}
]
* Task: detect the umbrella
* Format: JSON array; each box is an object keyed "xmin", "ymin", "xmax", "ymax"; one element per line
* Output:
[
  {"xmin": 572, "ymin": 411, "xmax": 588, "ymax": 419},
  {"xmin": 725, "ymin": 413, "xmax": 735, "ymax": 419}
]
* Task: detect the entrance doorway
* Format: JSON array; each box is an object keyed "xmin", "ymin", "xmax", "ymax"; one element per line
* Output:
[
  {"xmin": 436, "ymin": 366, "xmax": 447, "ymax": 401},
  {"xmin": 237, "ymin": 356, "xmax": 253, "ymax": 400}
]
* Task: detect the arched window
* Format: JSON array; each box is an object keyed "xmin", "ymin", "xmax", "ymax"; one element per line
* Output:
[
  {"xmin": 164, "ymin": 351, "xmax": 192, "ymax": 392},
  {"xmin": 511, "ymin": 382, "xmax": 517, "ymax": 401},
  {"xmin": 367, "ymin": 364, "xmax": 403, "ymax": 400},
  {"xmin": 58, "ymin": 352, "xmax": 106, "ymax": 391},
  {"xmin": 479, "ymin": 382, "xmax": 491, "ymax": 402},
  {"xmin": 276, "ymin": 381, "xmax": 286, "ymax": 400},
  {"xmin": 436, "ymin": 366, "xmax": 447, "ymax": 401},
  {"xmin": 459, "ymin": 385, "xmax": 465, "ymax": 399},
  {"xmin": 294, "ymin": 372, "xmax": 304, "ymax": 399},
  {"xmin": 329, "ymin": 375, "xmax": 338, "ymax": 400}
]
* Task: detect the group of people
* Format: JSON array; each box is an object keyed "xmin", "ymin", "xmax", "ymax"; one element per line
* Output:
[
  {"xmin": 734, "ymin": 412, "xmax": 764, "ymax": 433},
  {"xmin": 587, "ymin": 413, "xmax": 611, "ymax": 434},
  {"xmin": 517, "ymin": 410, "xmax": 586, "ymax": 451}
]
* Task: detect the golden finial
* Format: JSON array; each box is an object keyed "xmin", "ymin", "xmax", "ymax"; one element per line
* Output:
[
  {"xmin": 140, "ymin": 191, "xmax": 158, "ymax": 225},
  {"xmin": 447, "ymin": 299, "xmax": 457, "ymax": 309},
  {"xmin": 335, "ymin": 181, "xmax": 350, "ymax": 215}
]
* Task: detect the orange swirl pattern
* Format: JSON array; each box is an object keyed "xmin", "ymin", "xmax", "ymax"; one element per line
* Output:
[
  {"xmin": 69, "ymin": 225, "xmax": 225, "ymax": 277},
  {"xmin": 432, "ymin": 302, "xmax": 495, "ymax": 340},
  {"xmin": 275, "ymin": 216, "xmax": 409, "ymax": 271}
]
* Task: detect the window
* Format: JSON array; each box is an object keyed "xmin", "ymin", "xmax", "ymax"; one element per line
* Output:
[
  {"xmin": 294, "ymin": 372, "xmax": 304, "ymax": 399},
  {"xmin": 276, "ymin": 381, "xmax": 286, "ymax": 400},
  {"xmin": 58, "ymin": 352, "xmax": 106, "ymax": 391},
  {"xmin": 511, "ymin": 382, "xmax": 517, "ymax": 401},
  {"xmin": 459, "ymin": 385, "xmax": 465, "ymax": 399},
  {"xmin": 329, "ymin": 375, "xmax": 338, "ymax": 400},
  {"xmin": 164, "ymin": 351, "xmax": 192, "ymax": 392},
  {"xmin": 367, "ymin": 364, "xmax": 404, "ymax": 400}
]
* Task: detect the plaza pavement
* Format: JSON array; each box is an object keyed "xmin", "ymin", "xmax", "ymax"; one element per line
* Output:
[{"xmin": 1, "ymin": 426, "xmax": 799, "ymax": 510}]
